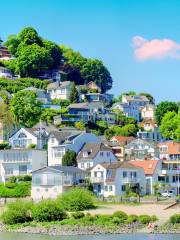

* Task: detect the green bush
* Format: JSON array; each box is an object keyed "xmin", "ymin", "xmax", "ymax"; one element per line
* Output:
[
  {"xmin": 111, "ymin": 216, "xmax": 122, "ymax": 225},
  {"xmin": 58, "ymin": 187, "xmax": 95, "ymax": 211},
  {"xmin": 170, "ymin": 214, "xmax": 180, "ymax": 224},
  {"xmin": 138, "ymin": 215, "xmax": 151, "ymax": 224},
  {"xmin": 71, "ymin": 211, "xmax": 85, "ymax": 219},
  {"xmin": 151, "ymin": 215, "xmax": 158, "ymax": 222},
  {"xmin": 112, "ymin": 211, "xmax": 128, "ymax": 223},
  {"xmin": 32, "ymin": 200, "xmax": 67, "ymax": 222},
  {"xmin": 0, "ymin": 182, "xmax": 31, "ymax": 197},
  {"xmin": 126, "ymin": 214, "xmax": 138, "ymax": 223},
  {"xmin": 1, "ymin": 200, "xmax": 33, "ymax": 225}
]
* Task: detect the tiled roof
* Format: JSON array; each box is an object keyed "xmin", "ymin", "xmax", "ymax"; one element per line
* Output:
[
  {"xmin": 100, "ymin": 161, "xmax": 142, "ymax": 170},
  {"xmin": 130, "ymin": 160, "xmax": 159, "ymax": 175},
  {"xmin": 158, "ymin": 141, "xmax": 180, "ymax": 155},
  {"xmin": 32, "ymin": 166, "xmax": 84, "ymax": 174},
  {"xmin": 111, "ymin": 136, "xmax": 135, "ymax": 145},
  {"xmin": 47, "ymin": 81, "xmax": 71, "ymax": 90},
  {"xmin": 50, "ymin": 130, "xmax": 81, "ymax": 144},
  {"xmin": 77, "ymin": 143, "xmax": 111, "ymax": 162}
]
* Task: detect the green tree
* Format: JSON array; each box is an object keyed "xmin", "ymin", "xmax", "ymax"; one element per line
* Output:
[
  {"xmin": 155, "ymin": 101, "xmax": 178, "ymax": 125},
  {"xmin": 18, "ymin": 27, "xmax": 43, "ymax": 47},
  {"xmin": 69, "ymin": 82, "xmax": 79, "ymax": 103},
  {"xmin": 3, "ymin": 34, "xmax": 20, "ymax": 56},
  {"xmin": 140, "ymin": 92, "xmax": 154, "ymax": 104},
  {"xmin": 75, "ymin": 121, "xmax": 85, "ymax": 130},
  {"xmin": 62, "ymin": 150, "xmax": 77, "ymax": 166},
  {"xmin": 10, "ymin": 90, "xmax": 42, "ymax": 127},
  {"xmin": 17, "ymin": 44, "xmax": 53, "ymax": 77},
  {"xmin": 160, "ymin": 111, "xmax": 177, "ymax": 139}
]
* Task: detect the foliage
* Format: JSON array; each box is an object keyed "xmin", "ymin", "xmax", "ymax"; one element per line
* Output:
[
  {"xmin": 58, "ymin": 187, "xmax": 95, "ymax": 211},
  {"xmin": 0, "ymin": 142, "xmax": 11, "ymax": 150},
  {"xmin": 71, "ymin": 211, "xmax": 85, "ymax": 219},
  {"xmin": 32, "ymin": 199, "xmax": 67, "ymax": 222},
  {"xmin": 138, "ymin": 215, "xmax": 151, "ymax": 224},
  {"xmin": 1, "ymin": 200, "xmax": 33, "ymax": 225},
  {"xmin": 10, "ymin": 90, "xmax": 42, "ymax": 127},
  {"xmin": 69, "ymin": 82, "xmax": 79, "ymax": 103},
  {"xmin": 8, "ymin": 175, "xmax": 32, "ymax": 183},
  {"xmin": 0, "ymin": 182, "xmax": 31, "ymax": 197},
  {"xmin": 126, "ymin": 214, "xmax": 138, "ymax": 223},
  {"xmin": 0, "ymin": 77, "xmax": 48, "ymax": 93},
  {"xmin": 0, "ymin": 102, "xmax": 14, "ymax": 136},
  {"xmin": 140, "ymin": 92, "xmax": 154, "ymax": 104},
  {"xmin": 155, "ymin": 101, "xmax": 178, "ymax": 125},
  {"xmin": 160, "ymin": 111, "xmax": 180, "ymax": 140},
  {"xmin": 112, "ymin": 211, "xmax": 128, "ymax": 223},
  {"xmin": 105, "ymin": 123, "xmax": 138, "ymax": 139},
  {"xmin": 51, "ymin": 99, "xmax": 70, "ymax": 107},
  {"xmin": 75, "ymin": 121, "xmax": 85, "ymax": 130},
  {"xmin": 62, "ymin": 150, "xmax": 77, "ymax": 166},
  {"xmin": 170, "ymin": 214, "xmax": 180, "ymax": 224},
  {"xmin": 28, "ymin": 143, "xmax": 36, "ymax": 149},
  {"xmin": 61, "ymin": 46, "xmax": 112, "ymax": 93},
  {"xmin": 4, "ymin": 27, "xmax": 62, "ymax": 77}
]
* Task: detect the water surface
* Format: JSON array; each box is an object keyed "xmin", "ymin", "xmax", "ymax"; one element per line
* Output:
[{"xmin": 0, "ymin": 233, "xmax": 179, "ymax": 240}]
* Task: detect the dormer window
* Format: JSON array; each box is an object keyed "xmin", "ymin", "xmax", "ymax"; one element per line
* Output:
[
  {"xmin": 18, "ymin": 133, "xmax": 27, "ymax": 138},
  {"xmin": 83, "ymin": 151, "xmax": 88, "ymax": 158}
]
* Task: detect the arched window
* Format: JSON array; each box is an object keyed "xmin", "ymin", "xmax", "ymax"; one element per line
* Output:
[{"xmin": 18, "ymin": 133, "xmax": 27, "ymax": 138}]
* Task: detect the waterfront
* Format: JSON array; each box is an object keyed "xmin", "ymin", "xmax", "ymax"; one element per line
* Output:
[{"xmin": 0, "ymin": 233, "xmax": 179, "ymax": 240}]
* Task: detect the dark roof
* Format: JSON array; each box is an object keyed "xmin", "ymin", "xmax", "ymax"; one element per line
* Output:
[
  {"xmin": 77, "ymin": 143, "xmax": 111, "ymax": 162},
  {"xmin": 47, "ymin": 81, "xmax": 71, "ymax": 90},
  {"xmin": 33, "ymin": 121, "xmax": 57, "ymax": 133},
  {"xmin": 50, "ymin": 130, "xmax": 81, "ymax": 144},
  {"xmin": 99, "ymin": 161, "xmax": 142, "ymax": 170}
]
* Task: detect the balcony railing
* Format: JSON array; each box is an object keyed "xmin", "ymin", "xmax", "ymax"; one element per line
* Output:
[
  {"xmin": 91, "ymin": 177, "xmax": 104, "ymax": 183},
  {"xmin": 123, "ymin": 177, "xmax": 139, "ymax": 183}
]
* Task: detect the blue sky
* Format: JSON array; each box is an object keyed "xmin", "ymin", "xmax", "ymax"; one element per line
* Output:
[{"xmin": 1, "ymin": 0, "xmax": 180, "ymax": 102}]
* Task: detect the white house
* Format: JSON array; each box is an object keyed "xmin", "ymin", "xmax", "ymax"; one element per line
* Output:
[
  {"xmin": 77, "ymin": 142, "xmax": 117, "ymax": 170},
  {"xmin": 9, "ymin": 127, "xmax": 48, "ymax": 149},
  {"xmin": 0, "ymin": 149, "xmax": 47, "ymax": 182},
  {"xmin": 131, "ymin": 160, "xmax": 161, "ymax": 195},
  {"xmin": 48, "ymin": 129, "xmax": 101, "ymax": 166},
  {"xmin": 140, "ymin": 104, "xmax": 155, "ymax": 120},
  {"xmin": 31, "ymin": 166, "xmax": 86, "ymax": 201},
  {"xmin": 21, "ymin": 87, "xmax": 50, "ymax": 104},
  {"xmin": 47, "ymin": 81, "xmax": 71, "ymax": 100},
  {"xmin": 90, "ymin": 162, "xmax": 146, "ymax": 197}
]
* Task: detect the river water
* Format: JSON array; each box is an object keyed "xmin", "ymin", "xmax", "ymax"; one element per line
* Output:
[{"xmin": 0, "ymin": 233, "xmax": 179, "ymax": 240}]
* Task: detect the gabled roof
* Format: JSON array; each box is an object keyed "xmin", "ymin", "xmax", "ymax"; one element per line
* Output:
[
  {"xmin": 99, "ymin": 161, "xmax": 142, "ymax": 170},
  {"xmin": 32, "ymin": 165, "xmax": 84, "ymax": 174},
  {"xmin": 138, "ymin": 119, "xmax": 157, "ymax": 128},
  {"xmin": 77, "ymin": 143, "xmax": 111, "ymax": 162},
  {"xmin": 130, "ymin": 160, "xmax": 159, "ymax": 175},
  {"xmin": 9, "ymin": 127, "xmax": 48, "ymax": 139},
  {"xmin": 47, "ymin": 81, "xmax": 71, "ymax": 90},
  {"xmin": 122, "ymin": 95, "xmax": 149, "ymax": 102},
  {"xmin": 111, "ymin": 136, "xmax": 135, "ymax": 145}
]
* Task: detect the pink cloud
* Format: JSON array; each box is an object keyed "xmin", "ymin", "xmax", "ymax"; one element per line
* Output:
[{"xmin": 132, "ymin": 36, "xmax": 180, "ymax": 60}]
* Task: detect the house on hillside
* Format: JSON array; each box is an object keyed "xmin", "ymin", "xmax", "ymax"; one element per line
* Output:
[
  {"xmin": 131, "ymin": 160, "xmax": 161, "ymax": 195},
  {"xmin": 77, "ymin": 142, "xmax": 117, "ymax": 170},
  {"xmin": 0, "ymin": 149, "xmax": 47, "ymax": 182},
  {"xmin": 90, "ymin": 162, "xmax": 146, "ymax": 197},
  {"xmin": 0, "ymin": 44, "xmax": 12, "ymax": 60},
  {"xmin": 21, "ymin": 87, "xmax": 50, "ymax": 104},
  {"xmin": 0, "ymin": 67, "xmax": 12, "ymax": 79},
  {"xmin": 9, "ymin": 127, "xmax": 48, "ymax": 149},
  {"xmin": 109, "ymin": 136, "xmax": 135, "ymax": 161},
  {"xmin": 125, "ymin": 139, "xmax": 159, "ymax": 160},
  {"xmin": 47, "ymin": 81, "xmax": 71, "ymax": 100},
  {"xmin": 48, "ymin": 129, "xmax": 101, "ymax": 166},
  {"xmin": 31, "ymin": 166, "xmax": 86, "ymax": 201},
  {"xmin": 86, "ymin": 81, "xmax": 101, "ymax": 93},
  {"xmin": 140, "ymin": 104, "xmax": 155, "ymax": 120}
]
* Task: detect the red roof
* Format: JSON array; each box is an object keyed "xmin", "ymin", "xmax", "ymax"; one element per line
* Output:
[
  {"xmin": 111, "ymin": 136, "xmax": 135, "ymax": 145},
  {"xmin": 130, "ymin": 160, "xmax": 159, "ymax": 175}
]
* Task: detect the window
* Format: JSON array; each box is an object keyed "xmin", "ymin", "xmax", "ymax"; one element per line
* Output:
[
  {"xmin": 109, "ymin": 185, "xmax": 113, "ymax": 191},
  {"xmin": 51, "ymin": 137, "xmax": 55, "ymax": 143},
  {"xmin": 19, "ymin": 165, "xmax": 27, "ymax": 175},
  {"xmin": 122, "ymin": 185, "xmax": 126, "ymax": 191},
  {"xmin": 18, "ymin": 133, "xmax": 27, "ymax": 138},
  {"xmin": 107, "ymin": 152, "xmax": 110, "ymax": 157},
  {"xmin": 45, "ymin": 188, "xmax": 49, "ymax": 192},
  {"xmin": 100, "ymin": 152, "xmax": 104, "ymax": 156},
  {"xmin": 81, "ymin": 163, "xmax": 84, "ymax": 168},
  {"xmin": 104, "ymin": 186, "xmax": 108, "ymax": 191},
  {"xmin": 83, "ymin": 151, "xmax": 88, "ymax": 158},
  {"xmin": 5, "ymin": 168, "xmax": 13, "ymax": 175},
  {"xmin": 94, "ymin": 172, "xmax": 97, "ymax": 177},
  {"xmin": 87, "ymin": 162, "xmax": 90, "ymax": 168},
  {"xmin": 123, "ymin": 171, "xmax": 127, "ymax": 178}
]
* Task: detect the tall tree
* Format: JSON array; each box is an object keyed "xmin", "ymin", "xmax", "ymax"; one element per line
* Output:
[
  {"xmin": 10, "ymin": 90, "xmax": 42, "ymax": 127},
  {"xmin": 155, "ymin": 101, "xmax": 178, "ymax": 125},
  {"xmin": 69, "ymin": 82, "xmax": 79, "ymax": 103},
  {"xmin": 62, "ymin": 150, "xmax": 77, "ymax": 166}
]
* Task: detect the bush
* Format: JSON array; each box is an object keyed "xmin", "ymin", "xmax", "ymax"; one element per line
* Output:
[
  {"xmin": 32, "ymin": 200, "xmax": 67, "ymax": 222},
  {"xmin": 1, "ymin": 200, "xmax": 33, "ymax": 225},
  {"xmin": 28, "ymin": 143, "xmax": 36, "ymax": 149},
  {"xmin": 138, "ymin": 215, "xmax": 151, "ymax": 224},
  {"xmin": 151, "ymin": 215, "xmax": 158, "ymax": 222},
  {"xmin": 126, "ymin": 214, "xmax": 138, "ymax": 223},
  {"xmin": 58, "ymin": 187, "xmax": 95, "ymax": 211},
  {"xmin": 0, "ymin": 182, "xmax": 31, "ymax": 197},
  {"xmin": 112, "ymin": 211, "xmax": 128, "ymax": 223},
  {"xmin": 71, "ymin": 211, "xmax": 85, "ymax": 219},
  {"xmin": 170, "ymin": 214, "xmax": 180, "ymax": 224}
]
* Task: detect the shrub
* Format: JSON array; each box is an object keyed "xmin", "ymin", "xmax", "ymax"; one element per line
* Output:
[
  {"xmin": 1, "ymin": 200, "xmax": 33, "ymax": 225},
  {"xmin": 0, "ymin": 182, "xmax": 31, "ymax": 197},
  {"xmin": 138, "ymin": 215, "xmax": 151, "ymax": 224},
  {"xmin": 127, "ymin": 214, "xmax": 138, "ymax": 223},
  {"xmin": 112, "ymin": 211, "xmax": 128, "ymax": 223},
  {"xmin": 111, "ymin": 216, "xmax": 122, "ymax": 225},
  {"xmin": 28, "ymin": 143, "xmax": 36, "ymax": 149},
  {"xmin": 170, "ymin": 214, "xmax": 180, "ymax": 224},
  {"xmin": 58, "ymin": 187, "xmax": 95, "ymax": 211},
  {"xmin": 151, "ymin": 215, "xmax": 158, "ymax": 222},
  {"xmin": 71, "ymin": 211, "xmax": 85, "ymax": 219},
  {"xmin": 32, "ymin": 200, "xmax": 67, "ymax": 222}
]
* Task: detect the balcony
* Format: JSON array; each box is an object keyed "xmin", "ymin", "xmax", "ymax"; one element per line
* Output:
[
  {"xmin": 92, "ymin": 177, "xmax": 104, "ymax": 183},
  {"xmin": 123, "ymin": 177, "xmax": 139, "ymax": 184},
  {"xmin": 161, "ymin": 169, "xmax": 180, "ymax": 175}
]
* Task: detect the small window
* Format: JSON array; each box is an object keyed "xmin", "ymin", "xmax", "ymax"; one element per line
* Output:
[
  {"xmin": 51, "ymin": 137, "xmax": 55, "ymax": 143},
  {"xmin": 104, "ymin": 186, "xmax": 108, "ymax": 191},
  {"xmin": 107, "ymin": 152, "xmax": 110, "ymax": 156},
  {"xmin": 81, "ymin": 163, "xmax": 84, "ymax": 168},
  {"xmin": 87, "ymin": 162, "xmax": 90, "ymax": 168},
  {"xmin": 109, "ymin": 185, "xmax": 113, "ymax": 191},
  {"xmin": 100, "ymin": 152, "xmax": 104, "ymax": 156},
  {"xmin": 123, "ymin": 171, "xmax": 127, "ymax": 178},
  {"xmin": 122, "ymin": 185, "xmax": 126, "ymax": 191}
]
